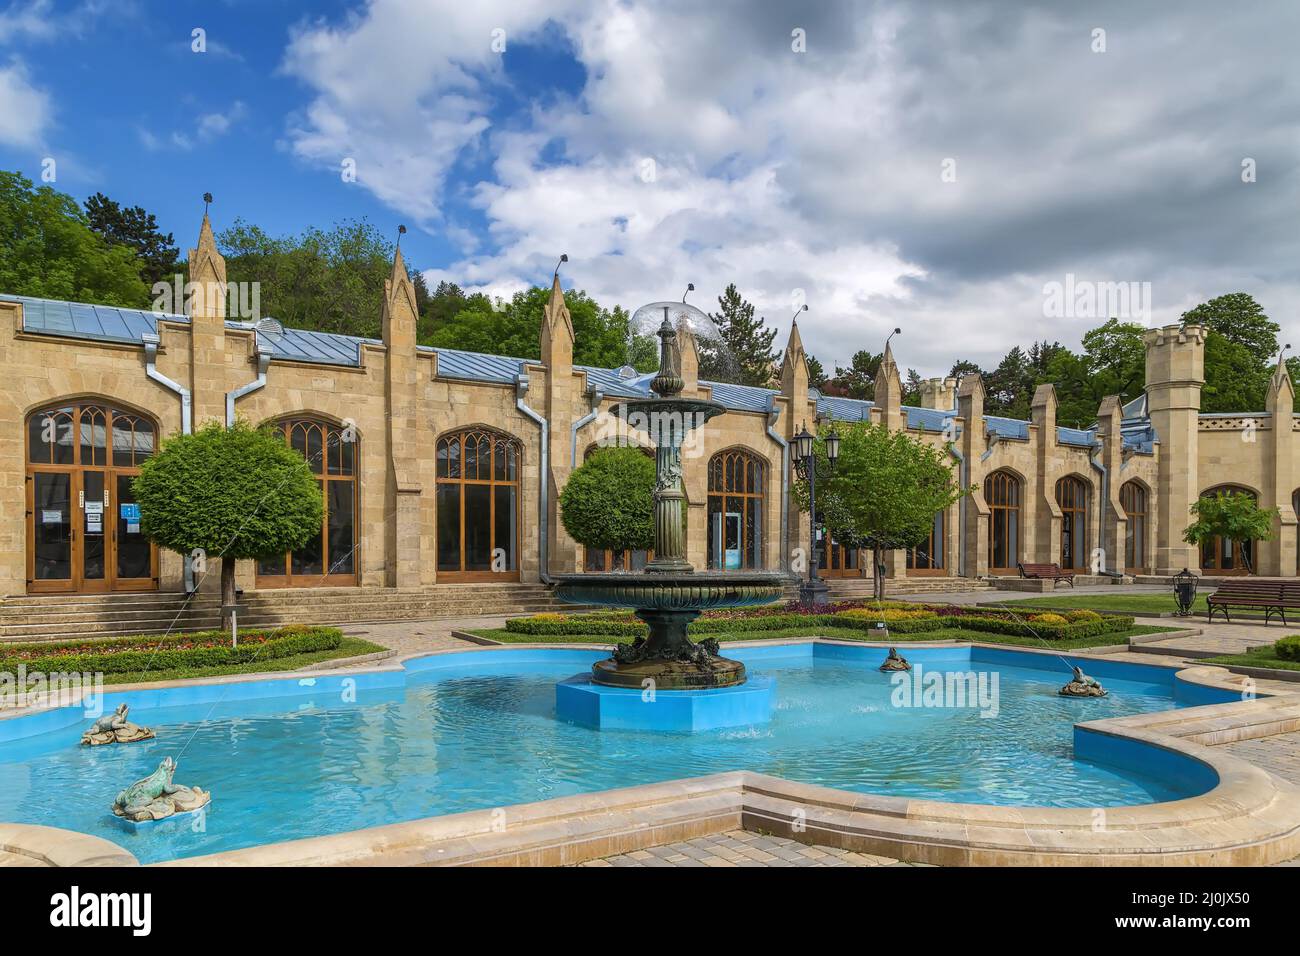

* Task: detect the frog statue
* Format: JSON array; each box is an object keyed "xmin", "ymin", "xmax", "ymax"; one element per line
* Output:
[
  {"xmin": 81, "ymin": 703, "xmax": 155, "ymax": 747},
  {"xmin": 1059, "ymin": 665, "xmax": 1107, "ymax": 698},
  {"xmin": 879, "ymin": 647, "xmax": 912, "ymax": 672},
  {"xmin": 112, "ymin": 757, "xmax": 210, "ymax": 822}
]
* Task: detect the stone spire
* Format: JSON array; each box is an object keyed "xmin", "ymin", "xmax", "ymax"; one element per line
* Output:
[
  {"xmin": 874, "ymin": 336, "xmax": 903, "ymax": 431},
  {"xmin": 382, "ymin": 239, "xmax": 421, "ymax": 587},
  {"xmin": 187, "ymin": 203, "xmax": 227, "ymax": 426},
  {"xmin": 187, "ymin": 211, "xmax": 227, "ymax": 320},
  {"xmin": 779, "ymin": 318, "xmax": 809, "ymax": 403},
  {"xmin": 540, "ymin": 273, "xmax": 574, "ymax": 373}
]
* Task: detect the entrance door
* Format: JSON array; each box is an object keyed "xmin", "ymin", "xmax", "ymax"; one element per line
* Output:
[
  {"xmin": 819, "ymin": 530, "xmax": 861, "ymax": 578},
  {"xmin": 26, "ymin": 402, "xmax": 159, "ymax": 594}
]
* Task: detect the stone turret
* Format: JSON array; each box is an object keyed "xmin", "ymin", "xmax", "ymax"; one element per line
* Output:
[
  {"xmin": 874, "ymin": 339, "xmax": 904, "ymax": 431},
  {"xmin": 917, "ymin": 376, "xmax": 958, "ymax": 410},
  {"xmin": 1263, "ymin": 354, "xmax": 1297, "ymax": 574},
  {"xmin": 1143, "ymin": 323, "xmax": 1205, "ymax": 574},
  {"xmin": 187, "ymin": 211, "xmax": 227, "ymax": 426},
  {"xmin": 382, "ymin": 244, "xmax": 421, "ymax": 587}
]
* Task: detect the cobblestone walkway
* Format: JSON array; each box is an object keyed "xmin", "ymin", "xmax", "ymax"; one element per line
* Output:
[{"xmin": 579, "ymin": 831, "xmax": 916, "ymax": 867}]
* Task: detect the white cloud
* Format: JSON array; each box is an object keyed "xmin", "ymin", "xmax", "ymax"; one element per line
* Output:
[
  {"xmin": 282, "ymin": 0, "xmax": 1300, "ymax": 377},
  {"xmin": 0, "ymin": 58, "xmax": 50, "ymax": 148},
  {"xmin": 0, "ymin": 0, "xmax": 56, "ymax": 44},
  {"xmin": 149, "ymin": 100, "xmax": 248, "ymax": 151}
]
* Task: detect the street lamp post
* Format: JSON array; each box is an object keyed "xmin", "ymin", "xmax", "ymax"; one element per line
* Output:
[{"xmin": 792, "ymin": 421, "xmax": 840, "ymax": 605}]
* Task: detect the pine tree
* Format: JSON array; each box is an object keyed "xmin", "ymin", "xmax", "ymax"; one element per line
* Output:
[
  {"xmin": 700, "ymin": 284, "xmax": 779, "ymax": 387},
  {"xmin": 83, "ymin": 191, "xmax": 179, "ymax": 287}
]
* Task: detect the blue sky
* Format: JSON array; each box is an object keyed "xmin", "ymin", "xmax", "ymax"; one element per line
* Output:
[{"xmin": 2, "ymin": 0, "xmax": 1297, "ymax": 376}]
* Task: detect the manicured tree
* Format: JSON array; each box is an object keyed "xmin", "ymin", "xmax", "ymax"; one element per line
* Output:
[
  {"xmin": 559, "ymin": 446, "xmax": 655, "ymax": 557},
  {"xmin": 794, "ymin": 421, "xmax": 973, "ymax": 601},
  {"xmin": 1182, "ymin": 491, "xmax": 1278, "ymax": 574},
  {"xmin": 133, "ymin": 421, "xmax": 324, "ymax": 630}
]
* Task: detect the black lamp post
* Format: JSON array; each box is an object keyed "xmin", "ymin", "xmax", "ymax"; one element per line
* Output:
[
  {"xmin": 793, "ymin": 421, "xmax": 840, "ymax": 605},
  {"xmin": 1173, "ymin": 567, "xmax": 1198, "ymax": 616}
]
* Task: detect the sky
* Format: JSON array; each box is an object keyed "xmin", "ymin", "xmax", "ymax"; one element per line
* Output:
[{"xmin": 1, "ymin": 0, "xmax": 1297, "ymax": 378}]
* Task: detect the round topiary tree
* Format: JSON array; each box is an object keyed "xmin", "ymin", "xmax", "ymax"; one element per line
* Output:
[
  {"xmin": 559, "ymin": 446, "xmax": 655, "ymax": 558},
  {"xmin": 133, "ymin": 420, "xmax": 324, "ymax": 628}
]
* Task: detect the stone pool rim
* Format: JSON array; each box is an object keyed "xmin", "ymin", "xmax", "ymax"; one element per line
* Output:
[{"xmin": 2, "ymin": 638, "xmax": 1299, "ymax": 867}]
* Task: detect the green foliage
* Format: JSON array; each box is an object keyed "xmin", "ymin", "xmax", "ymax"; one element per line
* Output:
[
  {"xmin": 0, "ymin": 171, "xmax": 151, "ymax": 306},
  {"xmin": 805, "ymin": 354, "xmax": 828, "ymax": 389},
  {"xmin": 1182, "ymin": 491, "xmax": 1278, "ymax": 571},
  {"xmin": 833, "ymin": 349, "xmax": 882, "ymax": 400},
  {"xmin": 83, "ymin": 192, "xmax": 179, "ymax": 287},
  {"xmin": 699, "ymin": 283, "xmax": 779, "ymax": 387},
  {"xmin": 1274, "ymin": 635, "xmax": 1300, "ymax": 662},
  {"xmin": 796, "ymin": 421, "xmax": 972, "ymax": 554},
  {"xmin": 559, "ymin": 446, "xmax": 655, "ymax": 553},
  {"xmin": 133, "ymin": 420, "xmax": 323, "ymax": 561},
  {"xmin": 1181, "ymin": 293, "xmax": 1280, "ymax": 361},
  {"xmin": 218, "ymin": 218, "xmax": 396, "ymax": 337},
  {"xmin": 0, "ymin": 627, "xmax": 343, "ymax": 676}
]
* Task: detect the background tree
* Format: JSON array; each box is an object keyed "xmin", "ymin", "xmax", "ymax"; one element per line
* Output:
[
  {"xmin": 84, "ymin": 192, "xmax": 179, "ymax": 287},
  {"xmin": 834, "ymin": 349, "xmax": 883, "ymax": 400},
  {"xmin": 793, "ymin": 421, "xmax": 972, "ymax": 600},
  {"xmin": 558, "ymin": 447, "xmax": 655, "ymax": 554},
  {"xmin": 699, "ymin": 284, "xmax": 779, "ymax": 387},
  {"xmin": 133, "ymin": 421, "xmax": 323, "ymax": 630},
  {"xmin": 806, "ymin": 354, "xmax": 828, "ymax": 389},
  {"xmin": 0, "ymin": 171, "xmax": 150, "ymax": 306},
  {"xmin": 1181, "ymin": 490, "xmax": 1278, "ymax": 574},
  {"xmin": 903, "ymin": 368, "xmax": 923, "ymax": 405}
]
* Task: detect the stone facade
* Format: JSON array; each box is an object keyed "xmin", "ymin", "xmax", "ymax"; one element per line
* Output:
[{"xmin": 2, "ymin": 212, "xmax": 1298, "ymax": 598}]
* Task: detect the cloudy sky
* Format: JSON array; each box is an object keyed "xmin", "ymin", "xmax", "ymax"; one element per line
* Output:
[{"xmin": 1, "ymin": 0, "xmax": 1297, "ymax": 376}]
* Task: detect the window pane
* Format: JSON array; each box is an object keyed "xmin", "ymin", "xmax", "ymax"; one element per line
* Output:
[
  {"xmin": 707, "ymin": 495, "xmax": 722, "ymax": 569},
  {"xmin": 33, "ymin": 473, "xmax": 72, "ymax": 580},
  {"xmin": 746, "ymin": 495, "xmax": 762, "ymax": 569},
  {"xmin": 258, "ymin": 553, "xmax": 287, "ymax": 576},
  {"xmin": 82, "ymin": 471, "xmax": 105, "ymax": 580},
  {"xmin": 291, "ymin": 481, "xmax": 325, "ymax": 575},
  {"xmin": 494, "ymin": 484, "xmax": 517, "ymax": 572},
  {"xmin": 437, "ymin": 484, "xmax": 461, "ymax": 571},
  {"xmin": 84, "ymin": 409, "xmax": 108, "ymax": 466},
  {"xmin": 327, "ymin": 481, "xmax": 355, "ymax": 575},
  {"xmin": 116, "ymin": 473, "xmax": 151, "ymax": 579},
  {"xmin": 464, "ymin": 484, "xmax": 492, "ymax": 570}
]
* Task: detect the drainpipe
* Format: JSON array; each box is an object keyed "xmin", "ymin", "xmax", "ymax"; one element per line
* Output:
[
  {"xmin": 1090, "ymin": 441, "xmax": 1122, "ymax": 578},
  {"xmin": 226, "ymin": 347, "xmax": 272, "ymax": 426},
  {"xmin": 141, "ymin": 332, "xmax": 194, "ymax": 593},
  {"xmin": 765, "ymin": 394, "xmax": 790, "ymax": 572},
  {"xmin": 570, "ymin": 386, "xmax": 605, "ymax": 467},
  {"xmin": 949, "ymin": 440, "xmax": 967, "ymax": 578},
  {"xmin": 516, "ymin": 367, "xmax": 552, "ymax": 584}
]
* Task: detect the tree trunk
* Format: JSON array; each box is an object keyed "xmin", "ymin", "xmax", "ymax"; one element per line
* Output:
[
  {"xmin": 873, "ymin": 544, "xmax": 885, "ymax": 601},
  {"xmin": 221, "ymin": 557, "xmax": 238, "ymax": 636}
]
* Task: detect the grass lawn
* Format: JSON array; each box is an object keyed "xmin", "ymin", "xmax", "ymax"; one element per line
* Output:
[
  {"xmin": 989, "ymin": 593, "xmax": 1206, "ymax": 615},
  {"xmin": 1, "ymin": 636, "xmax": 387, "ymax": 699},
  {"xmin": 467, "ymin": 623, "xmax": 1177, "ymax": 652},
  {"xmin": 1203, "ymin": 646, "xmax": 1300, "ymax": 673}
]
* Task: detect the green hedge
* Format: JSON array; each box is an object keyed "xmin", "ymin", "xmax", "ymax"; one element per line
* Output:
[
  {"xmin": 0, "ymin": 626, "xmax": 344, "ymax": 675},
  {"xmin": 1275, "ymin": 635, "xmax": 1300, "ymax": 662},
  {"xmin": 937, "ymin": 614, "xmax": 1134, "ymax": 641}
]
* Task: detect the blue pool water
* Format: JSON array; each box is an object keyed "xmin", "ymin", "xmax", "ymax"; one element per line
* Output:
[{"xmin": 0, "ymin": 644, "xmax": 1232, "ymax": 863}]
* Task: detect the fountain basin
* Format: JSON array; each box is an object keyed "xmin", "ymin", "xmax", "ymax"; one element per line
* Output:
[
  {"xmin": 556, "ymin": 673, "xmax": 775, "ymax": 732},
  {"xmin": 553, "ymin": 571, "xmax": 787, "ymax": 610}
]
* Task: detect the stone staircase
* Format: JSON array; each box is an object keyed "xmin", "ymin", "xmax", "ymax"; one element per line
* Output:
[
  {"xmin": 825, "ymin": 577, "xmax": 994, "ymax": 601},
  {"xmin": 0, "ymin": 583, "xmax": 578, "ymax": 644}
]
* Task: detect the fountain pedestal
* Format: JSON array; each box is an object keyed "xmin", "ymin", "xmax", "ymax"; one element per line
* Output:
[{"xmin": 556, "ymin": 673, "xmax": 774, "ymax": 732}]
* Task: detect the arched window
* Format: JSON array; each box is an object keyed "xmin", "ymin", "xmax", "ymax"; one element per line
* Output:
[
  {"xmin": 986, "ymin": 470, "xmax": 1021, "ymax": 574},
  {"xmin": 1121, "ymin": 481, "xmax": 1149, "ymax": 574},
  {"xmin": 1200, "ymin": 485, "xmax": 1256, "ymax": 575},
  {"xmin": 25, "ymin": 401, "xmax": 158, "ymax": 593},
  {"xmin": 1056, "ymin": 475, "xmax": 1090, "ymax": 571},
  {"xmin": 583, "ymin": 445, "xmax": 653, "ymax": 572},
  {"xmin": 708, "ymin": 449, "xmax": 765, "ymax": 570},
  {"xmin": 436, "ymin": 428, "xmax": 521, "ymax": 580},
  {"xmin": 907, "ymin": 509, "xmax": 946, "ymax": 575},
  {"xmin": 256, "ymin": 418, "xmax": 359, "ymax": 586}
]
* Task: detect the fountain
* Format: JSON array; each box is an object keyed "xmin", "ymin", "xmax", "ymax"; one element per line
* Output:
[{"xmin": 553, "ymin": 301, "xmax": 789, "ymax": 730}]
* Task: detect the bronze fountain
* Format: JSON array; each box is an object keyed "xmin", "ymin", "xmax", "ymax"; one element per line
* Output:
[{"xmin": 554, "ymin": 304, "xmax": 789, "ymax": 690}]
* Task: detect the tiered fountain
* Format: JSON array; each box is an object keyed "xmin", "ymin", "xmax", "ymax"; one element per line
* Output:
[{"xmin": 553, "ymin": 302, "xmax": 790, "ymax": 731}]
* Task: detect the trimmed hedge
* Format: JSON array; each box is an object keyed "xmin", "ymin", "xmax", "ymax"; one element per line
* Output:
[
  {"xmin": 1275, "ymin": 635, "xmax": 1300, "ymax": 662},
  {"xmin": 939, "ymin": 613, "xmax": 1134, "ymax": 641},
  {"xmin": 0, "ymin": 625, "xmax": 344, "ymax": 675}
]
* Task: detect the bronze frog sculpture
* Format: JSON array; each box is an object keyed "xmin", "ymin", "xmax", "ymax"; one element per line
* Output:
[
  {"xmin": 82, "ymin": 703, "xmax": 154, "ymax": 746},
  {"xmin": 112, "ymin": 757, "xmax": 210, "ymax": 822},
  {"xmin": 879, "ymin": 647, "xmax": 912, "ymax": 672},
  {"xmin": 1060, "ymin": 665, "xmax": 1107, "ymax": 698}
]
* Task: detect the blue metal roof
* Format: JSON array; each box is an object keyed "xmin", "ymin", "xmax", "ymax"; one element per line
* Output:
[
  {"xmin": 227, "ymin": 320, "xmax": 378, "ymax": 367},
  {"xmin": 418, "ymin": 345, "xmax": 527, "ymax": 384},
  {"xmin": 4, "ymin": 293, "xmax": 178, "ymax": 345},
  {"xmin": 703, "ymin": 379, "xmax": 777, "ymax": 413},
  {"xmin": 577, "ymin": 365, "xmax": 656, "ymax": 400},
  {"xmin": 816, "ymin": 394, "xmax": 874, "ymax": 421},
  {"xmin": 1057, "ymin": 425, "xmax": 1097, "ymax": 448},
  {"xmin": 985, "ymin": 415, "xmax": 1030, "ymax": 441}
]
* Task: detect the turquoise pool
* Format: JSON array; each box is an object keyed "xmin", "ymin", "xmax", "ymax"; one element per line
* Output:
[{"xmin": 0, "ymin": 644, "xmax": 1233, "ymax": 864}]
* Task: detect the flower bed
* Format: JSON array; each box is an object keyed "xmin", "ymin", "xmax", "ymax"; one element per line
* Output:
[{"xmin": 0, "ymin": 625, "xmax": 344, "ymax": 675}]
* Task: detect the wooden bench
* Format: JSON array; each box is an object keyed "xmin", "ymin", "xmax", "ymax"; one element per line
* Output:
[
  {"xmin": 1206, "ymin": 579, "xmax": 1300, "ymax": 625},
  {"xmin": 1017, "ymin": 562, "xmax": 1075, "ymax": 587}
]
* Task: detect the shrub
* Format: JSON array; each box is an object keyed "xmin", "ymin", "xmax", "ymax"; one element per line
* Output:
[
  {"xmin": 1064, "ymin": 609, "xmax": 1104, "ymax": 623},
  {"xmin": 1275, "ymin": 635, "xmax": 1300, "ymax": 662},
  {"xmin": 1028, "ymin": 612, "xmax": 1069, "ymax": 625},
  {"xmin": 0, "ymin": 626, "xmax": 344, "ymax": 675},
  {"xmin": 942, "ymin": 614, "xmax": 1135, "ymax": 641}
]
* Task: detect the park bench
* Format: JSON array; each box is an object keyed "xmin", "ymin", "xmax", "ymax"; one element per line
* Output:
[
  {"xmin": 1017, "ymin": 562, "xmax": 1075, "ymax": 587},
  {"xmin": 1205, "ymin": 579, "xmax": 1300, "ymax": 625}
]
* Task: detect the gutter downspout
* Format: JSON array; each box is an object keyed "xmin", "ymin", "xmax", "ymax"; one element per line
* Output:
[
  {"xmin": 570, "ymin": 386, "xmax": 605, "ymax": 467},
  {"xmin": 141, "ymin": 332, "xmax": 194, "ymax": 593},
  {"xmin": 516, "ymin": 368, "xmax": 552, "ymax": 584},
  {"xmin": 1089, "ymin": 441, "xmax": 1122, "ymax": 578},
  {"xmin": 765, "ymin": 394, "xmax": 789, "ymax": 572},
  {"xmin": 226, "ymin": 347, "xmax": 272, "ymax": 426}
]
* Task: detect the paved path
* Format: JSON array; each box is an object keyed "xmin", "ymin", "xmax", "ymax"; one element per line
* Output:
[
  {"xmin": 580, "ymin": 830, "xmax": 913, "ymax": 867},
  {"xmin": 338, "ymin": 616, "xmax": 509, "ymax": 657}
]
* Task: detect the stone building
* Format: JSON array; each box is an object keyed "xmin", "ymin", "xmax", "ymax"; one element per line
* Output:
[{"xmin": 2, "ymin": 212, "xmax": 1296, "ymax": 610}]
